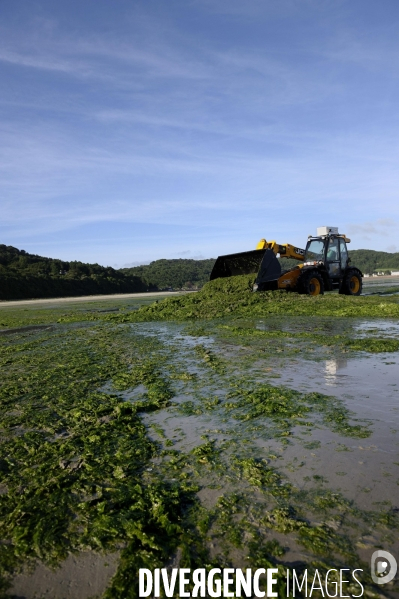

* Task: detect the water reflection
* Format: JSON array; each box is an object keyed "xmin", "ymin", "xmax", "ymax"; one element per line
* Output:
[{"xmin": 324, "ymin": 358, "xmax": 348, "ymax": 385}]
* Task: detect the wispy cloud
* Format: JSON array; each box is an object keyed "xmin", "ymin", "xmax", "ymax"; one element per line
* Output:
[
  {"xmin": 122, "ymin": 260, "xmax": 152, "ymax": 268},
  {"xmin": 0, "ymin": 14, "xmax": 212, "ymax": 83},
  {"xmin": 348, "ymin": 219, "xmax": 398, "ymax": 233}
]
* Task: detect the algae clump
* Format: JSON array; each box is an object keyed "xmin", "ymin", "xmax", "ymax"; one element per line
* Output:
[{"xmin": 106, "ymin": 275, "xmax": 399, "ymax": 323}]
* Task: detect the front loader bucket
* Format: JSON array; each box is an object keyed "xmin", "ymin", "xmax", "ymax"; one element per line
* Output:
[
  {"xmin": 255, "ymin": 249, "xmax": 282, "ymax": 290},
  {"xmin": 210, "ymin": 248, "xmax": 282, "ymax": 291},
  {"xmin": 210, "ymin": 249, "xmax": 267, "ymax": 280}
]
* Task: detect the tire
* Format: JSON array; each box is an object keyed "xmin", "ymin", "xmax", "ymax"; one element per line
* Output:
[
  {"xmin": 340, "ymin": 269, "xmax": 362, "ymax": 296},
  {"xmin": 298, "ymin": 270, "xmax": 325, "ymax": 296}
]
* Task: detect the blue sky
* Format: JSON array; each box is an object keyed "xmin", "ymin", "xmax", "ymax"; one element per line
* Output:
[{"xmin": 1, "ymin": 0, "xmax": 399, "ymax": 267}]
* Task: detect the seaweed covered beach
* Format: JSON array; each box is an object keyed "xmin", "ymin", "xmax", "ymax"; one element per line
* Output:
[{"xmin": 1, "ymin": 277, "xmax": 399, "ymax": 598}]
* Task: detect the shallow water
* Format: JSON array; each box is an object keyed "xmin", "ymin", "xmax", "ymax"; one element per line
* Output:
[
  {"xmin": 135, "ymin": 319, "xmax": 399, "ymax": 505},
  {"xmin": 355, "ymin": 319, "xmax": 399, "ymax": 337},
  {"xmin": 363, "ymin": 277, "xmax": 399, "ymax": 295},
  {"xmin": 275, "ymin": 354, "xmax": 399, "ymax": 424},
  {"xmin": 125, "ymin": 318, "xmax": 397, "ymax": 590}
]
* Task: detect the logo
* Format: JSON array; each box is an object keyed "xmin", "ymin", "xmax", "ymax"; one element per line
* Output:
[{"xmin": 371, "ymin": 550, "xmax": 397, "ymax": 585}]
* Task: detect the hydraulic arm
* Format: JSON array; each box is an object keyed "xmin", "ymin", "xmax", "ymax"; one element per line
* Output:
[{"xmin": 255, "ymin": 239, "xmax": 306, "ymax": 261}]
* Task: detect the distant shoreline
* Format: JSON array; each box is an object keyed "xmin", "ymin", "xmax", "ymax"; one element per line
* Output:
[
  {"xmin": 0, "ymin": 290, "xmax": 191, "ymax": 308},
  {"xmin": 363, "ymin": 274, "xmax": 399, "ymax": 283}
]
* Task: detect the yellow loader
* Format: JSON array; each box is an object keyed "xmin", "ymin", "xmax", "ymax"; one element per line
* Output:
[{"xmin": 210, "ymin": 227, "xmax": 363, "ymax": 296}]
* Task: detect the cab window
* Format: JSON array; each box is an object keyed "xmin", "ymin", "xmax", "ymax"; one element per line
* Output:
[
  {"xmin": 326, "ymin": 238, "xmax": 339, "ymax": 262},
  {"xmin": 339, "ymin": 239, "xmax": 348, "ymax": 269},
  {"xmin": 327, "ymin": 238, "xmax": 340, "ymax": 276},
  {"xmin": 305, "ymin": 240, "xmax": 324, "ymax": 261}
]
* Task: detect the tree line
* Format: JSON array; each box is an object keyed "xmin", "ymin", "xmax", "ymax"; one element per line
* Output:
[
  {"xmin": 0, "ymin": 246, "xmax": 214, "ymax": 300},
  {"xmin": 0, "ymin": 245, "xmax": 149, "ymax": 300},
  {"xmin": 121, "ymin": 258, "xmax": 216, "ymax": 290},
  {"xmin": 347, "ymin": 249, "xmax": 399, "ymax": 274}
]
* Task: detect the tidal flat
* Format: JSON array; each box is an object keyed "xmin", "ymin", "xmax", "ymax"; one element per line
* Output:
[{"xmin": 1, "ymin": 279, "xmax": 399, "ymax": 599}]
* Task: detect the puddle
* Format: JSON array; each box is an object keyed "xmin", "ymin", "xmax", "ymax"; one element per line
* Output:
[
  {"xmin": 249, "ymin": 329, "xmax": 399, "ymax": 509},
  {"xmin": 354, "ymin": 319, "xmax": 399, "ymax": 337},
  {"xmin": 0, "ymin": 324, "xmax": 54, "ymax": 336},
  {"xmin": 362, "ymin": 277, "xmax": 399, "ymax": 295},
  {"xmin": 130, "ymin": 321, "xmax": 215, "ymax": 348},
  {"xmin": 135, "ymin": 319, "xmax": 399, "ymax": 517},
  {"xmin": 255, "ymin": 428, "xmax": 399, "ymax": 510},
  {"xmin": 274, "ymin": 353, "xmax": 399, "ymax": 425},
  {"xmin": 143, "ymin": 410, "xmax": 221, "ymax": 452}
]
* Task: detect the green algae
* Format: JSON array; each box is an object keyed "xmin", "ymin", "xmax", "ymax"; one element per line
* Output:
[
  {"xmin": 344, "ymin": 337, "xmax": 399, "ymax": 352},
  {"xmin": 113, "ymin": 361, "xmax": 174, "ymax": 406},
  {"xmin": 191, "ymin": 440, "xmax": 220, "ymax": 464},
  {"xmin": 104, "ymin": 275, "xmax": 399, "ymax": 323},
  {"xmin": 262, "ymin": 505, "xmax": 306, "ymax": 533},
  {"xmin": 0, "ymin": 295, "xmax": 162, "ymax": 331},
  {"xmin": 233, "ymin": 458, "xmax": 287, "ymax": 495},
  {"xmin": 194, "ymin": 344, "xmax": 226, "ymax": 372},
  {"xmin": 0, "ymin": 323, "xmax": 199, "ymax": 597},
  {"xmin": 298, "ymin": 524, "xmax": 354, "ymax": 558},
  {"xmin": 219, "ymin": 324, "xmax": 399, "ymax": 353},
  {"xmin": 226, "ymin": 382, "xmax": 371, "ymax": 438}
]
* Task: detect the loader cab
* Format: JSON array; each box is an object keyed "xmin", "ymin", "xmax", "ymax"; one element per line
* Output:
[{"xmin": 304, "ymin": 235, "xmax": 350, "ymax": 282}]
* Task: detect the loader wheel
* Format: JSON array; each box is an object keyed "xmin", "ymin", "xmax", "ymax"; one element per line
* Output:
[
  {"xmin": 340, "ymin": 269, "xmax": 362, "ymax": 296},
  {"xmin": 299, "ymin": 271, "xmax": 324, "ymax": 296}
]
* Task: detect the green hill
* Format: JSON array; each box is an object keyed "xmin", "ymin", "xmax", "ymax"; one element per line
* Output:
[
  {"xmin": 347, "ymin": 249, "xmax": 399, "ymax": 274},
  {"xmin": 121, "ymin": 258, "xmax": 216, "ymax": 290},
  {"xmin": 0, "ymin": 245, "xmax": 151, "ymax": 301}
]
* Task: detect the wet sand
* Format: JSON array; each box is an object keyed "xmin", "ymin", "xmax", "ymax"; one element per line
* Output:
[
  {"xmin": 10, "ymin": 552, "xmax": 119, "ymax": 599},
  {"xmin": 0, "ymin": 290, "xmax": 189, "ymax": 308}
]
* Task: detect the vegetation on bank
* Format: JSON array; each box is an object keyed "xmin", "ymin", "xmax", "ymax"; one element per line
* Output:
[{"xmin": 0, "ymin": 272, "xmax": 150, "ymax": 301}]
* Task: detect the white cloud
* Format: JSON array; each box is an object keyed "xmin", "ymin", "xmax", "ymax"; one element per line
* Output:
[
  {"xmin": 122, "ymin": 260, "xmax": 151, "ymax": 268},
  {"xmin": 348, "ymin": 219, "xmax": 398, "ymax": 236}
]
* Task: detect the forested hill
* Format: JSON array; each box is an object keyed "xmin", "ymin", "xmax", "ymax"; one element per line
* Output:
[
  {"xmin": 0, "ymin": 246, "xmax": 215, "ymax": 301},
  {"xmin": 348, "ymin": 249, "xmax": 399, "ymax": 274},
  {"xmin": 120, "ymin": 258, "xmax": 216, "ymax": 290},
  {"xmin": 0, "ymin": 245, "xmax": 150, "ymax": 300}
]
